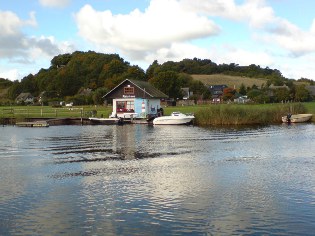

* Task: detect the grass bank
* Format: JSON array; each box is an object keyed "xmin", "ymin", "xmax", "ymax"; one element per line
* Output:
[{"xmin": 0, "ymin": 105, "xmax": 112, "ymax": 121}]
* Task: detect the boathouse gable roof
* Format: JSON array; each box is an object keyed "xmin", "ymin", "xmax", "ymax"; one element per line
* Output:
[{"xmin": 103, "ymin": 79, "xmax": 168, "ymax": 99}]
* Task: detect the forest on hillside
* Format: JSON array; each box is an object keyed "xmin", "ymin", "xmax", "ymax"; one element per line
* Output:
[{"xmin": 0, "ymin": 51, "xmax": 314, "ymax": 105}]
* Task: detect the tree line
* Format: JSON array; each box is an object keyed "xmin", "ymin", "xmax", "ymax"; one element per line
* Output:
[{"xmin": 1, "ymin": 51, "xmax": 314, "ymax": 105}]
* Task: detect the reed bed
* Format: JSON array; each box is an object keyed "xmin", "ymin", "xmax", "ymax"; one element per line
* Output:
[{"xmin": 194, "ymin": 103, "xmax": 307, "ymax": 126}]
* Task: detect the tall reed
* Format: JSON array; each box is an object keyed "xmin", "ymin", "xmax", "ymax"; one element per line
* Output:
[{"xmin": 194, "ymin": 103, "xmax": 307, "ymax": 126}]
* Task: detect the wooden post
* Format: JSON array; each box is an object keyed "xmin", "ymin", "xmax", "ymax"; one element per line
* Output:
[{"xmin": 80, "ymin": 109, "xmax": 83, "ymax": 125}]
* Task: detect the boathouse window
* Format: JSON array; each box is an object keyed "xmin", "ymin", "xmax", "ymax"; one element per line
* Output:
[
  {"xmin": 116, "ymin": 101, "xmax": 134, "ymax": 112},
  {"xmin": 126, "ymin": 101, "xmax": 134, "ymax": 111},
  {"xmin": 117, "ymin": 101, "xmax": 125, "ymax": 111},
  {"xmin": 124, "ymin": 87, "xmax": 134, "ymax": 94}
]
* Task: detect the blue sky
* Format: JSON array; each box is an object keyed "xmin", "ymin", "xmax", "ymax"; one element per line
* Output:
[{"xmin": 1, "ymin": 0, "xmax": 315, "ymax": 81}]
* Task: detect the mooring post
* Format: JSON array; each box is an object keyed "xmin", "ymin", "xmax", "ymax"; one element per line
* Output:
[{"xmin": 80, "ymin": 109, "xmax": 83, "ymax": 125}]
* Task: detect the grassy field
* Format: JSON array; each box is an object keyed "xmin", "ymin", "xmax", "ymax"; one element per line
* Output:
[
  {"xmin": 191, "ymin": 74, "xmax": 307, "ymax": 89},
  {"xmin": 191, "ymin": 74, "xmax": 267, "ymax": 88},
  {"xmin": 303, "ymin": 102, "xmax": 315, "ymax": 114}
]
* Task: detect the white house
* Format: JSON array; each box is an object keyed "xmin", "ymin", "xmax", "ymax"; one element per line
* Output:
[{"xmin": 15, "ymin": 92, "xmax": 34, "ymax": 104}]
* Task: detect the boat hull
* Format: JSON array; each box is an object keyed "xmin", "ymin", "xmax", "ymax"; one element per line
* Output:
[
  {"xmin": 153, "ymin": 113, "xmax": 195, "ymax": 125},
  {"xmin": 282, "ymin": 114, "xmax": 312, "ymax": 123},
  {"xmin": 89, "ymin": 117, "xmax": 120, "ymax": 125}
]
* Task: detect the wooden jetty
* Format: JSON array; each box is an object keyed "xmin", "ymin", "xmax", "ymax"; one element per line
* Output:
[{"xmin": 16, "ymin": 121, "xmax": 49, "ymax": 127}]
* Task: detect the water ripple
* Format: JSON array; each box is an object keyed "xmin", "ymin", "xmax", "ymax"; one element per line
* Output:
[{"xmin": 1, "ymin": 124, "xmax": 315, "ymax": 235}]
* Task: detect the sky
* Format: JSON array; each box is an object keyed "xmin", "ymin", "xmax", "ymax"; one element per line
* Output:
[{"xmin": 1, "ymin": 0, "xmax": 315, "ymax": 81}]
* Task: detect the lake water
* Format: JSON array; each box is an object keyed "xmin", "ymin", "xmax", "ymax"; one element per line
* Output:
[{"xmin": 1, "ymin": 124, "xmax": 315, "ymax": 235}]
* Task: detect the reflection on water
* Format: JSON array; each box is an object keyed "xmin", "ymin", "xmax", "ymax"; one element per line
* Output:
[{"xmin": 1, "ymin": 124, "xmax": 315, "ymax": 235}]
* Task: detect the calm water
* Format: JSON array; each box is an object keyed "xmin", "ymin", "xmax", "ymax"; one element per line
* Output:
[{"xmin": 1, "ymin": 124, "xmax": 315, "ymax": 235}]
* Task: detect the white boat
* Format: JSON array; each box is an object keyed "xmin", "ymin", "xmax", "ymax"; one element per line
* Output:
[
  {"xmin": 153, "ymin": 112, "xmax": 195, "ymax": 125},
  {"xmin": 282, "ymin": 114, "xmax": 313, "ymax": 123}
]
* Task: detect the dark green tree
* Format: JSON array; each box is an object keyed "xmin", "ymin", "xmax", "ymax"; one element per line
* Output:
[
  {"xmin": 20, "ymin": 74, "xmax": 38, "ymax": 95},
  {"xmin": 0, "ymin": 78, "xmax": 13, "ymax": 89},
  {"xmin": 273, "ymin": 88, "xmax": 290, "ymax": 102},
  {"xmin": 51, "ymin": 53, "xmax": 72, "ymax": 68},
  {"xmin": 122, "ymin": 65, "xmax": 146, "ymax": 81},
  {"xmin": 149, "ymin": 71, "xmax": 181, "ymax": 99},
  {"xmin": 7, "ymin": 80, "xmax": 23, "ymax": 100},
  {"xmin": 93, "ymin": 87, "xmax": 109, "ymax": 105},
  {"xmin": 239, "ymin": 83, "xmax": 247, "ymax": 95},
  {"xmin": 294, "ymin": 85, "xmax": 311, "ymax": 102},
  {"xmin": 247, "ymin": 89, "xmax": 270, "ymax": 103},
  {"xmin": 146, "ymin": 60, "xmax": 160, "ymax": 80}
]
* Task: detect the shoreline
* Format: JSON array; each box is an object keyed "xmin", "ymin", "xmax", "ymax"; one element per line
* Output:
[{"xmin": 1, "ymin": 102, "xmax": 314, "ymax": 126}]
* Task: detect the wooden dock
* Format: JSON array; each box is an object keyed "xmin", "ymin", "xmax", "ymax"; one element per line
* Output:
[{"xmin": 16, "ymin": 121, "xmax": 49, "ymax": 127}]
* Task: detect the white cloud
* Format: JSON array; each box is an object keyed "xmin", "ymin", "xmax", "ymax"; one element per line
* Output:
[
  {"xmin": 275, "ymin": 54, "xmax": 315, "ymax": 80},
  {"xmin": 39, "ymin": 0, "xmax": 71, "ymax": 8},
  {"xmin": 0, "ymin": 11, "xmax": 35, "ymax": 59},
  {"xmin": 0, "ymin": 10, "xmax": 36, "ymax": 35},
  {"xmin": 0, "ymin": 69, "xmax": 21, "ymax": 81},
  {"xmin": 259, "ymin": 19, "xmax": 315, "ymax": 57},
  {"xmin": 0, "ymin": 10, "xmax": 75, "ymax": 80},
  {"xmin": 75, "ymin": 0, "xmax": 220, "ymax": 59},
  {"xmin": 182, "ymin": 0, "xmax": 315, "ymax": 58},
  {"xmin": 0, "ymin": 10, "xmax": 74, "ymax": 60},
  {"xmin": 213, "ymin": 46, "xmax": 273, "ymax": 68},
  {"xmin": 181, "ymin": 0, "xmax": 275, "ymax": 28}
]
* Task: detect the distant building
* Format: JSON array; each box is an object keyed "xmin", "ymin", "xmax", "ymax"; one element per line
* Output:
[
  {"xmin": 103, "ymin": 79, "xmax": 168, "ymax": 118},
  {"xmin": 181, "ymin": 87, "xmax": 193, "ymax": 100},
  {"xmin": 234, "ymin": 95, "xmax": 251, "ymax": 103},
  {"xmin": 208, "ymin": 85, "xmax": 228, "ymax": 92},
  {"xmin": 78, "ymin": 88, "xmax": 92, "ymax": 96},
  {"xmin": 269, "ymin": 84, "xmax": 289, "ymax": 90},
  {"xmin": 268, "ymin": 84, "xmax": 290, "ymax": 97},
  {"xmin": 15, "ymin": 92, "xmax": 34, "ymax": 104},
  {"xmin": 208, "ymin": 85, "xmax": 228, "ymax": 103}
]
